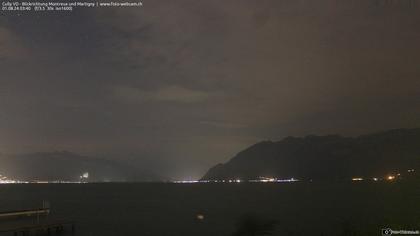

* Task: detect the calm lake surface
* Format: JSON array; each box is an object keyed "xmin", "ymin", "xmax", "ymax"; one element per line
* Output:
[{"xmin": 0, "ymin": 182, "xmax": 419, "ymax": 236}]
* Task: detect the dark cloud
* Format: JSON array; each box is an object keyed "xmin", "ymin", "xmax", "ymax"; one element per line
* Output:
[
  {"xmin": 114, "ymin": 85, "xmax": 212, "ymax": 103},
  {"xmin": 0, "ymin": 0, "xmax": 419, "ymax": 179}
]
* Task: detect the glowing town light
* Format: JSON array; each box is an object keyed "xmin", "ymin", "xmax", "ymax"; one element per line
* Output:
[
  {"xmin": 173, "ymin": 180, "xmax": 199, "ymax": 184},
  {"xmin": 79, "ymin": 172, "xmax": 89, "ymax": 183},
  {"xmin": 372, "ymin": 178, "xmax": 378, "ymax": 181},
  {"xmin": 276, "ymin": 178, "xmax": 299, "ymax": 182},
  {"xmin": 196, "ymin": 214, "xmax": 204, "ymax": 220},
  {"xmin": 258, "ymin": 177, "xmax": 277, "ymax": 182},
  {"xmin": 0, "ymin": 173, "xmax": 26, "ymax": 184},
  {"xmin": 407, "ymin": 169, "xmax": 415, "ymax": 173},
  {"xmin": 352, "ymin": 177, "xmax": 363, "ymax": 181},
  {"xmin": 387, "ymin": 175, "xmax": 395, "ymax": 181}
]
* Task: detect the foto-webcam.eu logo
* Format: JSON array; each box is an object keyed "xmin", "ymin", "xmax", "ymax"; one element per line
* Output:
[
  {"xmin": 382, "ymin": 228, "xmax": 420, "ymax": 235},
  {"xmin": 383, "ymin": 228, "xmax": 392, "ymax": 235}
]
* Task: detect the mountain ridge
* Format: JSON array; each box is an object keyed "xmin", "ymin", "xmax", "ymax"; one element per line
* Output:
[
  {"xmin": 0, "ymin": 151, "xmax": 164, "ymax": 182},
  {"xmin": 201, "ymin": 128, "xmax": 420, "ymax": 181}
]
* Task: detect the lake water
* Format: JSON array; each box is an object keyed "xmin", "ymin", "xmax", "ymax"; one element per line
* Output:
[{"xmin": 0, "ymin": 182, "xmax": 419, "ymax": 236}]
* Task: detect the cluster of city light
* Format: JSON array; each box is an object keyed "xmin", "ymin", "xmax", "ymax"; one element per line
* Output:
[
  {"xmin": 0, "ymin": 174, "xmax": 27, "ymax": 184},
  {"xmin": 31, "ymin": 180, "xmax": 85, "ymax": 184},
  {"xmin": 173, "ymin": 177, "xmax": 299, "ymax": 184},
  {"xmin": 176, "ymin": 169, "xmax": 416, "ymax": 184},
  {"xmin": 192, "ymin": 169, "xmax": 416, "ymax": 184},
  {"xmin": 351, "ymin": 177, "xmax": 383, "ymax": 181},
  {"xmin": 0, "ymin": 172, "xmax": 89, "ymax": 184},
  {"xmin": 250, "ymin": 177, "xmax": 299, "ymax": 183},
  {"xmin": 172, "ymin": 180, "xmax": 242, "ymax": 184},
  {"xmin": 1, "ymin": 174, "xmax": 16, "ymax": 183},
  {"xmin": 351, "ymin": 169, "xmax": 415, "ymax": 182},
  {"xmin": 173, "ymin": 180, "xmax": 201, "ymax": 184},
  {"xmin": 213, "ymin": 179, "xmax": 241, "ymax": 183},
  {"xmin": 0, "ymin": 179, "xmax": 85, "ymax": 184}
]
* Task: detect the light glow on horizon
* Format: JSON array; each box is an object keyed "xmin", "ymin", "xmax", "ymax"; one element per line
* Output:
[
  {"xmin": 173, "ymin": 177, "xmax": 299, "ymax": 184},
  {"xmin": 387, "ymin": 175, "xmax": 395, "ymax": 181}
]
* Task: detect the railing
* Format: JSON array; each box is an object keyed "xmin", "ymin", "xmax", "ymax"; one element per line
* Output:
[{"xmin": 0, "ymin": 208, "xmax": 50, "ymax": 219}]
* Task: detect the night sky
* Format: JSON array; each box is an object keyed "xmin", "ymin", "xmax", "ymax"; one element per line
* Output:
[{"xmin": 1, "ymin": 0, "xmax": 419, "ymax": 179}]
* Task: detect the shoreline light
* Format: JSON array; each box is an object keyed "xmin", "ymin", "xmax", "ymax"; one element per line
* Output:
[{"xmin": 172, "ymin": 177, "xmax": 299, "ymax": 184}]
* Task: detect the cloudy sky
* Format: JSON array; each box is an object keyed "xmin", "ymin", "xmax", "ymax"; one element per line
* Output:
[{"xmin": 1, "ymin": 0, "xmax": 419, "ymax": 179}]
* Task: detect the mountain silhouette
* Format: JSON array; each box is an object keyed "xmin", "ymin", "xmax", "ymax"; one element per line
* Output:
[
  {"xmin": 0, "ymin": 151, "xmax": 163, "ymax": 182},
  {"xmin": 201, "ymin": 128, "xmax": 420, "ymax": 181}
]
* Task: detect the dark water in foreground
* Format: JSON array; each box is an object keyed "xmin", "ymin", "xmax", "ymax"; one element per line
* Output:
[{"xmin": 0, "ymin": 182, "xmax": 419, "ymax": 236}]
